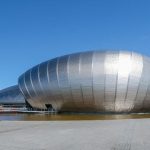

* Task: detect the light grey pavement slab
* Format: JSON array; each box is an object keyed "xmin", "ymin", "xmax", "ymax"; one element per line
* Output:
[{"xmin": 0, "ymin": 119, "xmax": 150, "ymax": 150}]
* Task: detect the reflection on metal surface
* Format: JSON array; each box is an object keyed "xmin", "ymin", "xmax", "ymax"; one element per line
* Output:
[{"xmin": 18, "ymin": 50, "xmax": 150, "ymax": 113}]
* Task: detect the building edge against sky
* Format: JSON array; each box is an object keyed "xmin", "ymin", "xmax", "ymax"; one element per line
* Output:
[{"xmin": 1, "ymin": 50, "xmax": 150, "ymax": 113}]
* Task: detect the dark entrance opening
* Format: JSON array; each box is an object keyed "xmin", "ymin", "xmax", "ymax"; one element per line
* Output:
[{"xmin": 45, "ymin": 104, "xmax": 53, "ymax": 111}]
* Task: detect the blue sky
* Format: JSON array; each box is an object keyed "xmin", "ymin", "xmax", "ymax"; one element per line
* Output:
[{"xmin": 0, "ymin": 0, "xmax": 150, "ymax": 89}]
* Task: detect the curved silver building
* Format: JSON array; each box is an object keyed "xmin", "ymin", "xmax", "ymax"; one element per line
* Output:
[
  {"xmin": 0, "ymin": 85, "xmax": 25, "ymax": 107},
  {"xmin": 18, "ymin": 50, "xmax": 150, "ymax": 113}
]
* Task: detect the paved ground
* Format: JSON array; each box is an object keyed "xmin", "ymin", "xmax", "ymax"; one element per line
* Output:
[{"xmin": 0, "ymin": 119, "xmax": 150, "ymax": 150}]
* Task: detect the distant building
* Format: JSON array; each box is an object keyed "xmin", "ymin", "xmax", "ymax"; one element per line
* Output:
[
  {"xmin": 0, "ymin": 85, "xmax": 25, "ymax": 108},
  {"xmin": 1, "ymin": 50, "xmax": 150, "ymax": 113}
]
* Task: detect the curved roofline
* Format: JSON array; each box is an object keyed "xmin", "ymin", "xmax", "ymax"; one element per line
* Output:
[
  {"xmin": 0, "ymin": 85, "xmax": 19, "ymax": 94},
  {"xmin": 19, "ymin": 50, "xmax": 148, "ymax": 77}
]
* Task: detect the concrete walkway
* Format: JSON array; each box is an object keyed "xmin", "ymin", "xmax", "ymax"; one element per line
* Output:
[{"xmin": 0, "ymin": 119, "xmax": 150, "ymax": 150}]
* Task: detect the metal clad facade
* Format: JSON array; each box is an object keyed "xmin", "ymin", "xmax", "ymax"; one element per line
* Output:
[
  {"xmin": 18, "ymin": 50, "xmax": 150, "ymax": 112},
  {"xmin": 80, "ymin": 52, "xmax": 93, "ymax": 106},
  {"xmin": 68, "ymin": 53, "xmax": 83, "ymax": 108},
  {"xmin": 93, "ymin": 51, "xmax": 106, "ymax": 111},
  {"xmin": 104, "ymin": 51, "xmax": 119, "ymax": 111},
  {"xmin": 0, "ymin": 85, "xmax": 25, "ymax": 104},
  {"xmin": 115, "ymin": 51, "xmax": 132, "ymax": 112}
]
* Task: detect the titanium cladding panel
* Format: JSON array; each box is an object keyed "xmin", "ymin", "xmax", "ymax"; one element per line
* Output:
[
  {"xmin": 0, "ymin": 85, "xmax": 25, "ymax": 104},
  {"xmin": 18, "ymin": 50, "xmax": 150, "ymax": 113}
]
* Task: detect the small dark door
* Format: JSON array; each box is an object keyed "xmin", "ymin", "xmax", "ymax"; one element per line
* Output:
[{"xmin": 45, "ymin": 104, "xmax": 53, "ymax": 111}]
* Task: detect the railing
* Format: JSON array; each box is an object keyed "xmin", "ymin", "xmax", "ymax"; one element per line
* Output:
[
  {"xmin": 0, "ymin": 107, "xmax": 27, "ymax": 112},
  {"xmin": 0, "ymin": 106, "xmax": 57, "ymax": 113}
]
